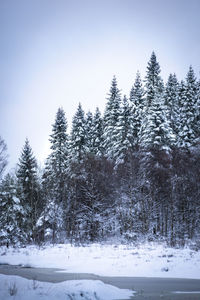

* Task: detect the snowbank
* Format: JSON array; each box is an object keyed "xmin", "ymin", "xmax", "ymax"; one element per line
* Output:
[
  {"xmin": 0, "ymin": 243, "xmax": 200, "ymax": 279},
  {"xmin": 0, "ymin": 274, "xmax": 133, "ymax": 300}
]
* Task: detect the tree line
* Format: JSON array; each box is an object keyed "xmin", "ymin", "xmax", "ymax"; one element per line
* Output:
[{"xmin": 0, "ymin": 52, "xmax": 200, "ymax": 247}]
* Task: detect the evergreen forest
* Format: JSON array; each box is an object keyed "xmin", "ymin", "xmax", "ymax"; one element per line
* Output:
[{"xmin": 1, "ymin": 52, "xmax": 200, "ymax": 248}]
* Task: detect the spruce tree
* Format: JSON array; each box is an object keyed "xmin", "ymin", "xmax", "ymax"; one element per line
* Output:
[
  {"xmin": 67, "ymin": 104, "xmax": 88, "ymax": 239},
  {"xmin": 103, "ymin": 76, "xmax": 121, "ymax": 159},
  {"xmin": 69, "ymin": 103, "xmax": 86, "ymax": 163},
  {"xmin": 140, "ymin": 92, "xmax": 176, "ymax": 152},
  {"xmin": 16, "ymin": 139, "xmax": 39, "ymax": 241},
  {"xmin": 177, "ymin": 68, "xmax": 198, "ymax": 148},
  {"xmin": 139, "ymin": 92, "xmax": 176, "ymax": 236},
  {"xmin": 129, "ymin": 71, "xmax": 145, "ymax": 144},
  {"xmin": 130, "ymin": 71, "xmax": 144, "ymax": 108},
  {"xmin": 92, "ymin": 107, "xmax": 104, "ymax": 156},
  {"xmin": 145, "ymin": 51, "xmax": 164, "ymax": 107},
  {"xmin": 114, "ymin": 95, "xmax": 135, "ymax": 165},
  {"xmin": 176, "ymin": 81, "xmax": 188, "ymax": 147},
  {"xmin": 0, "ymin": 136, "xmax": 8, "ymax": 180},
  {"xmin": 41, "ymin": 108, "xmax": 68, "ymax": 242},
  {"xmin": 185, "ymin": 66, "xmax": 199, "ymax": 143},
  {"xmin": 85, "ymin": 111, "xmax": 94, "ymax": 154},
  {"xmin": 36, "ymin": 196, "xmax": 64, "ymax": 244},
  {"xmin": 85, "ymin": 109, "xmax": 104, "ymax": 156},
  {"xmin": 44, "ymin": 107, "xmax": 68, "ymax": 203},
  {"xmin": 196, "ymin": 79, "xmax": 200, "ymax": 141},
  {"xmin": 164, "ymin": 73, "xmax": 179, "ymax": 135},
  {"xmin": 0, "ymin": 174, "xmax": 26, "ymax": 246}
]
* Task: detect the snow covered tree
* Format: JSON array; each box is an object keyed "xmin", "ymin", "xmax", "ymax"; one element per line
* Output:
[
  {"xmin": 145, "ymin": 51, "xmax": 164, "ymax": 107},
  {"xmin": 43, "ymin": 107, "xmax": 68, "ymax": 204},
  {"xmin": 130, "ymin": 71, "xmax": 144, "ymax": 108},
  {"xmin": 196, "ymin": 79, "xmax": 200, "ymax": 142},
  {"xmin": 69, "ymin": 103, "xmax": 86, "ymax": 163},
  {"xmin": 164, "ymin": 73, "xmax": 179, "ymax": 135},
  {"xmin": 177, "ymin": 67, "xmax": 198, "ymax": 148},
  {"xmin": 140, "ymin": 93, "xmax": 176, "ymax": 152},
  {"xmin": 0, "ymin": 173, "xmax": 26, "ymax": 246},
  {"xmin": 36, "ymin": 197, "xmax": 64, "ymax": 244},
  {"xmin": 185, "ymin": 66, "xmax": 199, "ymax": 143},
  {"xmin": 10, "ymin": 53, "xmax": 200, "ymax": 246},
  {"xmin": 66, "ymin": 104, "xmax": 88, "ymax": 239},
  {"xmin": 16, "ymin": 139, "xmax": 40, "ymax": 241},
  {"xmin": 92, "ymin": 107, "xmax": 104, "ymax": 156},
  {"xmin": 139, "ymin": 91, "xmax": 176, "ymax": 236},
  {"xmin": 114, "ymin": 95, "xmax": 136, "ymax": 165},
  {"xmin": 0, "ymin": 136, "xmax": 8, "ymax": 180},
  {"xmin": 176, "ymin": 81, "xmax": 187, "ymax": 147},
  {"xmin": 41, "ymin": 108, "xmax": 69, "ymax": 243},
  {"xmin": 103, "ymin": 76, "xmax": 121, "ymax": 159},
  {"xmin": 85, "ymin": 111, "xmax": 94, "ymax": 154},
  {"xmin": 84, "ymin": 109, "xmax": 104, "ymax": 156},
  {"xmin": 49, "ymin": 107, "xmax": 68, "ymax": 173},
  {"xmin": 129, "ymin": 71, "xmax": 145, "ymax": 144}
]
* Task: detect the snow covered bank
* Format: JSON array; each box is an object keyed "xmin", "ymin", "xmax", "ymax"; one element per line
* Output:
[
  {"xmin": 0, "ymin": 243, "xmax": 200, "ymax": 279},
  {"xmin": 0, "ymin": 274, "xmax": 134, "ymax": 300}
]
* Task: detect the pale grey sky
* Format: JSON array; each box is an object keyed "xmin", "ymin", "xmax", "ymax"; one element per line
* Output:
[{"xmin": 0, "ymin": 0, "xmax": 200, "ymax": 170}]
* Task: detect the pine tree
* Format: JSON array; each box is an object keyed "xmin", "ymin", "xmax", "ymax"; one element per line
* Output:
[
  {"xmin": 139, "ymin": 91, "xmax": 176, "ymax": 237},
  {"xmin": 85, "ymin": 111, "xmax": 94, "ymax": 154},
  {"xmin": 114, "ymin": 95, "xmax": 136, "ymax": 165},
  {"xmin": 69, "ymin": 103, "xmax": 86, "ymax": 163},
  {"xmin": 140, "ymin": 93, "xmax": 176, "ymax": 152},
  {"xmin": 145, "ymin": 51, "xmax": 164, "ymax": 107},
  {"xmin": 103, "ymin": 76, "xmax": 121, "ymax": 159},
  {"xmin": 85, "ymin": 109, "xmax": 104, "ymax": 156},
  {"xmin": 196, "ymin": 79, "xmax": 200, "ymax": 142},
  {"xmin": 92, "ymin": 107, "xmax": 104, "ymax": 156},
  {"xmin": 36, "ymin": 197, "xmax": 64, "ymax": 244},
  {"xmin": 164, "ymin": 73, "xmax": 179, "ymax": 135},
  {"xmin": 0, "ymin": 174, "xmax": 26, "ymax": 246},
  {"xmin": 16, "ymin": 139, "xmax": 39, "ymax": 241},
  {"xmin": 44, "ymin": 107, "xmax": 68, "ymax": 203},
  {"xmin": 67, "ymin": 104, "xmax": 88, "ymax": 240},
  {"xmin": 130, "ymin": 71, "xmax": 144, "ymax": 108},
  {"xmin": 49, "ymin": 107, "xmax": 68, "ymax": 173},
  {"xmin": 41, "ymin": 108, "xmax": 68, "ymax": 242},
  {"xmin": 0, "ymin": 136, "xmax": 8, "ymax": 180},
  {"xmin": 177, "ymin": 67, "xmax": 198, "ymax": 148},
  {"xmin": 185, "ymin": 66, "xmax": 199, "ymax": 143},
  {"xmin": 129, "ymin": 71, "xmax": 145, "ymax": 144},
  {"xmin": 176, "ymin": 81, "xmax": 187, "ymax": 147}
]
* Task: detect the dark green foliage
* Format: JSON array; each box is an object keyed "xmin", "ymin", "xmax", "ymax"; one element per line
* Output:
[
  {"xmin": 0, "ymin": 136, "xmax": 8, "ymax": 179},
  {"xmin": 164, "ymin": 73, "xmax": 179, "ymax": 135},
  {"xmin": 103, "ymin": 76, "xmax": 121, "ymax": 159},
  {"xmin": 114, "ymin": 95, "xmax": 136, "ymax": 165},
  {"xmin": 0, "ymin": 174, "xmax": 26, "ymax": 246},
  {"xmin": 5, "ymin": 52, "xmax": 200, "ymax": 247},
  {"xmin": 85, "ymin": 111, "xmax": 94, "ymax": 153},
  {"xmin": 44, "ymin": 107, "xmax": 68, "ymax": 203},
  {"xmin": 70, "ymin": 103, "xmax": 86, "ymax": 162},
  {"xmin": 92, "ymin": 107, "xmax": 104, "ymax": 155},
  {"xmin": 16, "ymin": 139, "xmax": 41, "ymax": 242},
  {"xmin": 140, "ymin": 92, "xmax": 176, "ymax": 152},
  {"xmin": 145, "ymin": 51, "xmax": 164, "ymax": 107},
  {"xmin": 40, "ymin": 108, "xmax": 69, "ymax": 243}
]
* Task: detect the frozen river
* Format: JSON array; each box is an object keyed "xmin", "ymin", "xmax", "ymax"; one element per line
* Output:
[{"xmin": 1, "ymin": 264, "xmax": 200, "ymax": 299}]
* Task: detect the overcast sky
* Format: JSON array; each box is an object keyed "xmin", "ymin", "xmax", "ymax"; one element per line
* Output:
[{"xmin": 1, "ymin": 0, "xmax": 200, "ymax": 171}]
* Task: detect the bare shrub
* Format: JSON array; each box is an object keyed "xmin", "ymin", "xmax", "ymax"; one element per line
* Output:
[
  {"xmin": 32, "ymin": 277, "xmax": 39, "ymax": 290},
  {"xmin": 8, "ymin": 282, "xmax": 17, "ymax": 296}
]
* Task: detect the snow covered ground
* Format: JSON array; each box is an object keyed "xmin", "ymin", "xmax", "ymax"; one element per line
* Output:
[
  {"xmin": 0, "ymin": 274, "xmax": 133, "ymax": 300},
  {"xmin": 0, "ymin": 242, "xmax": 200, "ymax": 279}
]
